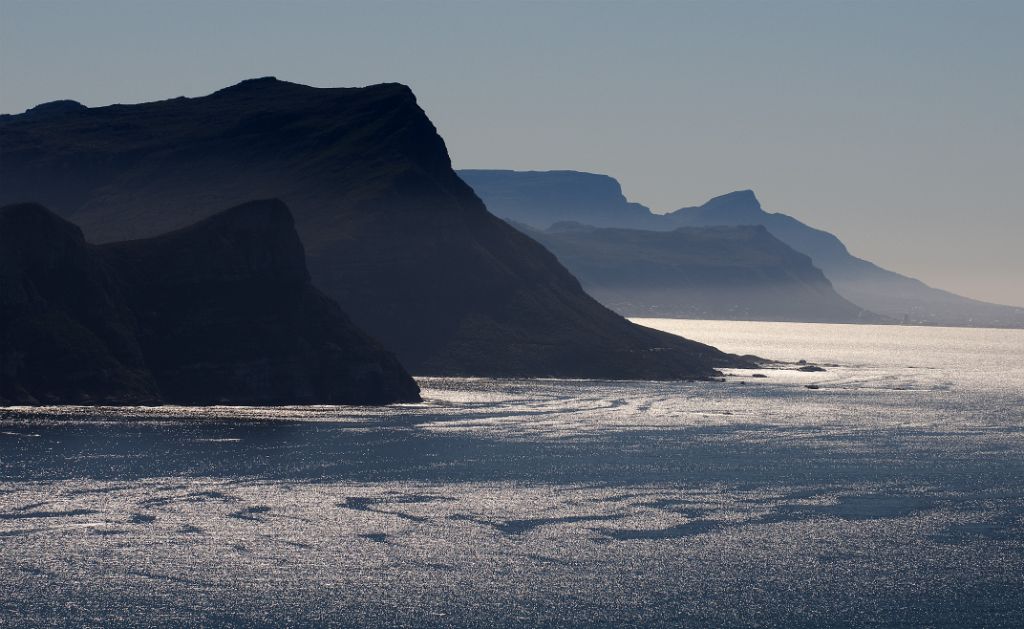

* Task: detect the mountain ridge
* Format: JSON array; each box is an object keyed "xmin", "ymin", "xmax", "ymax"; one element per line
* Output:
[
  {"xmin": 0, "ymin": 79, "xmax": 753, "ymax": 379},
  {"xmin": 668, "ymin": 191, "xmax": 1024, "ymax": 326},
  {"xmin": 518, "ymin": 221, "xmax": 881, "ymax": 323},
  {"xmin": 461, "ymin": 169, "xmax": 1024, "ymax": 328}
]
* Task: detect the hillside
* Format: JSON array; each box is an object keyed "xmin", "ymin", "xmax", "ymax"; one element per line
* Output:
[
  {"xmin": 668, "ymin": 191, "xmax": 1024, "ymax": 327},
  {"xmin": 0, "ymin": 201, "xmax": 421, "ymax": 405},
  {"xmin": 0, "ymin": 79, "xmax": 750, "ymax": 378},
  {"xmin": 526, "ymin": 222, "xmax": 880, "ymax": 323}
]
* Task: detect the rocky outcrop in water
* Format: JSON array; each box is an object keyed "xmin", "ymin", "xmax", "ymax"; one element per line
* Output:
[{"xmin": 0, "ymin": 201, "xmax": 421, "ymax": 405}]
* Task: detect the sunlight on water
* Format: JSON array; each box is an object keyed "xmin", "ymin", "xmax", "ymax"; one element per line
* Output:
[
  {"xmin": 2, "ymin": 321, "xmax": 1023, "ymax": 627},
  {"xmin": 634, "ymin": 317, "xmax": 1024, "ymax": 369}
]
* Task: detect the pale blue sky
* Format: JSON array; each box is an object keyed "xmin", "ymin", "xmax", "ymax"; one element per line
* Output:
[{"xmin": 2, "ymin": 0, "xmax": 1022, "ymax": 305}]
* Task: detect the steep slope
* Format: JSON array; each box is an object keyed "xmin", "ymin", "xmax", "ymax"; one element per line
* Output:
[
  {"xmin": 0, "ymin": 78, "xmax": 749, "ymax": 378},
  {"xmin": 463, "ymin": 170, "xmax": 883, "ymax": 324},
  {"xmin": 0, "ymin": 203, "xmax": 159, "ymax": 405},
  {"xmin": 462, "ymin": 169, "xmax": 1024, "ymax": 328},
  {"xmin": 0, "ymin": 201, "xmax": 421, "ymax": 405},
  {"xmin": 668, "ymin": 192, "xmax": 1024, "ymax": 328},
  {"xmin": 526, "ymin": 222, "xmax": 878, "ymax": 323}
]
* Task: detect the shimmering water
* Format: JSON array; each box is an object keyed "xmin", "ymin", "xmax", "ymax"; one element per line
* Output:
[{"xmin": 2, "ymin": 321, "xmax": 1023, "ymax": 627}]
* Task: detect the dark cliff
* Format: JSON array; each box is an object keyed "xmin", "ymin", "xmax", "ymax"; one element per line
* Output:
[
  {"xmin": 0, "ymin": 79, "xmax": 750, "ymax": 378},
  {"xmin": 0, "ymin": 201, "xmax": 420, "ymax": 405},
  {"xmin": 0, "ymin": 203, "xmax": 159, "ymax": 404}
]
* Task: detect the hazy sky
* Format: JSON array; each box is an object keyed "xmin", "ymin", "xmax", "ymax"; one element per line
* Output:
[{"xmin": 2, "ymin": 0, "xmax": 1022, "ymax": 306}]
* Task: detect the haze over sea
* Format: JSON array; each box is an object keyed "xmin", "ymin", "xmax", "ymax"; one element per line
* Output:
[{"xmin": 2, "ymin": 320, "xmax": 1022, "ymax": 627}]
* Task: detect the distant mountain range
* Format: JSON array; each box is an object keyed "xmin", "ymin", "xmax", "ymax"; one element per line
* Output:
[
  {"xmin": 0, "ymin": 79, "xmax": 751, "ymax": 381},
  {"xmin": 517, "ymin": 221, "xmax": 879, "ymax": 323},
  {"xmin": 461, "ymin": 170, "xmax": 1024, "ymax": 328},
  {"xmin": 460, "ymin": 170, "xmax": 668, "ymax": 231},
  {"xmin": 0, "ymin": 200, "xmax": 420, "ymax": 405}
]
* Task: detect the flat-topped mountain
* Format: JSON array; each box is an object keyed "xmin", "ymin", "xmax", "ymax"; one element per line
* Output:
[
  {"xmin": 0, "ymin": 79, "xmax": 749, "ymax": 378},
  {"xmin": 458, "ymin": 169, "xmax": 666, "ymax": 230},
  {"xmin": 0, "ymin": 200, "xmax": 420, "ymax": 405},
  {"xmin": 463, "ymin": 170, "xmax": 1024, "ymax": 328},
  {"xmin": 524, "ymin": 222, "xmax": 879, "ymax": 323}
]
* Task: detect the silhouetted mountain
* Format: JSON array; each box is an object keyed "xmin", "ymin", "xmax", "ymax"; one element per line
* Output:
[
  {"xmin": 1, "ymin": 203, "xmax": 160, "ymax": 404},
  {"xmin": 668, "ymin": 192, "xmax": 1024, "ymax": 328},
  {"xmin": 458, "ymin": 170, "xmax": 666, "ymax": 230},
  {"xmin": 523, "ymin": 222, "xmax": 879, "ymax": 323},
  {"xmin": 462, "ymin": 170, "xmax": 881, "ymax": 323},
  {"xmin": 0, "ymin": 201, "xmax": 421, "ymax": 405},
  {"xmin": 463, "ymin": 170, "xmax": 1024, "ymax": 328},
  {"xmin": 0, "ymin": 78, "xmax": 749, "ymax": 378}
]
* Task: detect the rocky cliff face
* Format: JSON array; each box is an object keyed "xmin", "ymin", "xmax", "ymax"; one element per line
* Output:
[
  {"xmin": 0, "ymin": 203, "xmax": 159, "ymax": 404},
  {"xmin": 525, "ymin": 222, "xmax": 880, "ymax": 323},
  {"xmin": 0, "ymin": 201, "xmax": 421, "ymax": 405},
  {"xmin": 0, "ymin": 79, "xmax": 750, "ymax": 378}
]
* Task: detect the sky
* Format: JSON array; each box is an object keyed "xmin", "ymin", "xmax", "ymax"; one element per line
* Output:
[{"xmin": 2, "ymin": 0, "xmax": 1022, "ymax": 306}]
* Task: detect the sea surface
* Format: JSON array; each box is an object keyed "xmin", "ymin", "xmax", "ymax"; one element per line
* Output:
[{"xmin": 2, "ymin": 320, "xmax": 1023, "ymax": 627}]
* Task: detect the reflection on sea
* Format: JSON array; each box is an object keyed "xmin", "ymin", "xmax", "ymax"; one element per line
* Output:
[{"xmin": 2, "ymin": 321, "xmax": 1023, "ymax": 627}]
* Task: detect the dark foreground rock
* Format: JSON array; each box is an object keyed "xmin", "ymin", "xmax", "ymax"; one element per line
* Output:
[
  {"xmin": 0, "ymin": 203, "xmax": 159, "ymax": 404},
  {"xmin": 0, "ymin": 201, "xmax": 420, "ymax": 405},
  {"xmin": 0, "ymin": 78, "xmax": 749, "ymax": 378},
  {"xmin": 797, "ymin": 365, "xmax": 827, "ymax": 372}
]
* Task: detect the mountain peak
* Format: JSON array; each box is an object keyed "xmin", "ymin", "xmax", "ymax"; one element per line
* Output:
[
  {"xmin": 212, "ymin": 76, "xmax": 296, "ymax": 96},
  {"xmin": 210, "ymin": 77, "xmax": 415, "ymax": 100},
  {"xmin": 121, "ymin": 199, "xmax": 309, "ymax": 285},
  {"xmin": 197, "ymin": 198, "xmax": 292, "ymax": 228},
  {"xmin": 702, "ymin": 189, "xmax": 762, "ymax": 213},
  {"xmin": 0, "ymin": 202, "xmax": 84, "ymax": 245},
  {"xmin": 24, "ymin": 99, "xmax": 87, "ymax": 117},
  {"xmin": 240, "ymin": 75, "xmax": 279, "ymax": 83}
]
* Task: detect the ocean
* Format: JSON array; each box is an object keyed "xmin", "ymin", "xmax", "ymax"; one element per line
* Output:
[{"xmin": 2, "ymin": 320, "xmax": 1022, "ymax": 627}]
